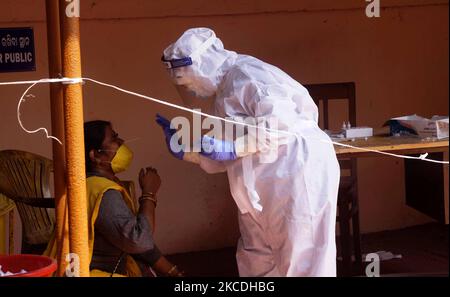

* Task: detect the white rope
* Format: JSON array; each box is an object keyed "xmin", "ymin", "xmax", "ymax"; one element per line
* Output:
[
  {"xmin": 16, "ymin": 81, "xmax": 63, "ymax": 145},
  {"xmin": 1, "ymin": 77, "xmax": 448, "ymax": 165},
  {"xmin": 317, "ymin": 138, "xmax": 445, "ymax": 164},
  {"xmin": 0, "ymin": 77, "xmax": 82, "ymax": 86}
]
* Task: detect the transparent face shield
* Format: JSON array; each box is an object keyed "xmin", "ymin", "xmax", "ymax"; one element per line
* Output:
[
  {"xmin": 163, "ymin": 57, "xmax": 216, "ymax": 109},
  {"xmin": 174, "ymin": 84, "xmax": 215, "ymax": 111}
]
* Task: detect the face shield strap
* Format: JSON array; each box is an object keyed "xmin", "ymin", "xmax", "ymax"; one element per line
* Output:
[
  {"xmin": 189, "ymin": 34, "xmax": 216, "ymax": 60},
  {"xmin": 161, "ymin": 56, "xmax": 193, "ymax": 69},
  {"xmin": 162, "ymin": 33, "xmax": 217, "ymax": 69}
]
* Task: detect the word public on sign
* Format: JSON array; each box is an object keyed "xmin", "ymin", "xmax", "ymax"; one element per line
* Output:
[{"xmin": 0, "ymin": 27, "xmax": 36, "ymax": 73}]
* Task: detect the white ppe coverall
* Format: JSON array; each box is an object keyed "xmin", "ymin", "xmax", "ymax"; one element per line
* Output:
[{"xmin": 163, "ymin": 28, "xmax": 340, "ymax": 277}]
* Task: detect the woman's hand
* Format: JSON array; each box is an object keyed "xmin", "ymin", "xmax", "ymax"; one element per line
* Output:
[
  {"xmin": 151, "ymin": 256, "xmax": 185, "ymax": 277},
  {"xmin": 139, "ymin": 167, "xmax": 161, "ymax": 195}
]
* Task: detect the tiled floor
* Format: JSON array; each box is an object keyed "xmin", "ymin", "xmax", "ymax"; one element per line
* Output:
[{"xmin": 166, "ymin": 223, "xmax": 448, "ymax": 277}]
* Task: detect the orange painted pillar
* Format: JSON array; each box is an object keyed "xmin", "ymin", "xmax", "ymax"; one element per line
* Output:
[
  {"xmin": 59, "ymin": 0, "xmax": 90, "ymax": 277},
  {"xmin": 45, "ymin": 0, "xmax": 69, "ymax": 277}
]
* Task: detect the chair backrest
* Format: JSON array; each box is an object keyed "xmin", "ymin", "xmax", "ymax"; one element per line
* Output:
[
  {"xmin": 303, "ymin": 82, "xmax": 357, "ymax": 178},
  {"xmin": 304, "ymin": 82, "xmax": 356, "ymax": 130},
  {"xmin": 0, "ymin": 150, "xmax": 55, "ymax": 247}
]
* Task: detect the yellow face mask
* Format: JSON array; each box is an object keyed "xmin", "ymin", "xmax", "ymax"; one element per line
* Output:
[{"xmin": 110, "ymin": 144, "xmax": 134, "ymax": 173}]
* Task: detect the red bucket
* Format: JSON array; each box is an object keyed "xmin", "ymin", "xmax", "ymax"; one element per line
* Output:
[{"xmin": 0, "ymin": 254, "xmax": 57, "ymax": 277}]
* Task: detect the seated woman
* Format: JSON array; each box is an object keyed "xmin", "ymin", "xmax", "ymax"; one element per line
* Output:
[{"xmin": 45, "ymin": 120, "xmax": 183, "ymax": 277}]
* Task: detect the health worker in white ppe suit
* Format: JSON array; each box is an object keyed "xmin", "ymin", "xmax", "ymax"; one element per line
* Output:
[{"xmin": 156, "ymin": 27, "xmax": 340, "ymax": 277}]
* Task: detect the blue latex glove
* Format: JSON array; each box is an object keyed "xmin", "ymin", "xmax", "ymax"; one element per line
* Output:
[
  {"xmin": 155, "ymin": 113, "xmax": 185, "ymax": 160},
  {"xmin": 200, "ymin": 135, "xmax": 238, "ymax": 161}
]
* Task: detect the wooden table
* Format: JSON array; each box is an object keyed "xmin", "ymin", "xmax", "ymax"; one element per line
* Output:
[
  {"xmin": 334, "ymin": 135, "xmax": 449, "ymax": 224},
  {"xmin": 334, "ymin": 135, "xmax": 449, "ymax": 158}
]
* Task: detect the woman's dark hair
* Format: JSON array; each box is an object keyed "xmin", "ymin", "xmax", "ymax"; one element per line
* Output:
[{"xmin": 84, "ymin": 120, "xmax": 111, "ymax": 173}]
